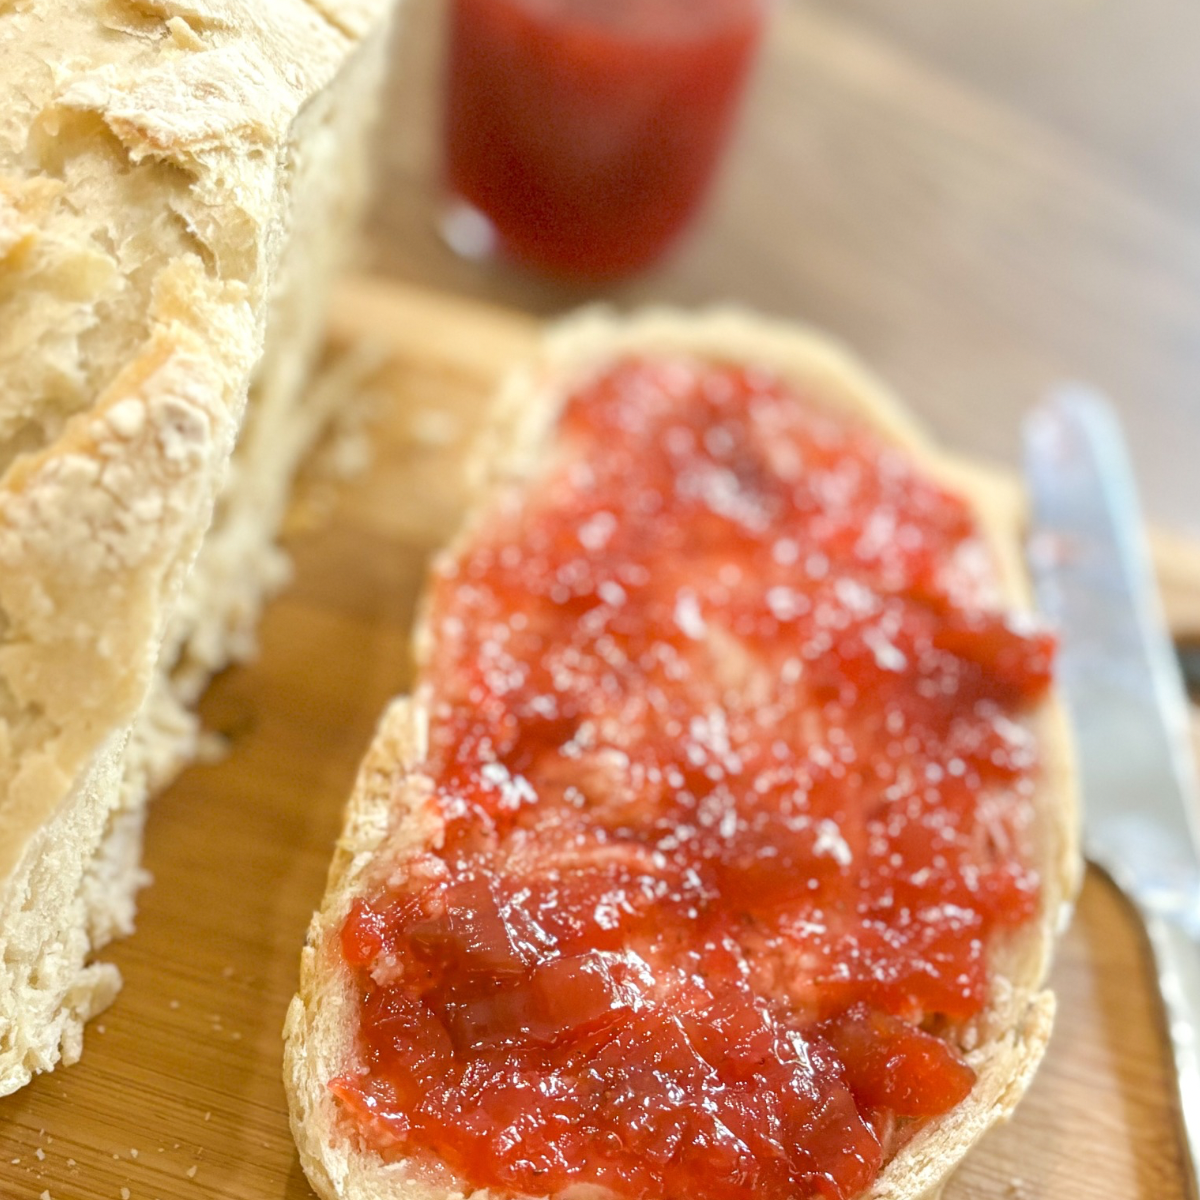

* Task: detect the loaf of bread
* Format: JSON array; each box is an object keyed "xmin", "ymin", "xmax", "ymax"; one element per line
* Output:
[
  {"xmin": 0, "ymin": 0, "xmax": 398, "ymax": 1095},
  {"xmin": 285, "ymin": 311, "xmax": 1080, "ymax": 1200}
]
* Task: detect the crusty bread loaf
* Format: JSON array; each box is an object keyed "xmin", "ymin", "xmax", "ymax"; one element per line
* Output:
[
  {"xmin": 284, "ymin": 310, "xmax": 1080, "ymax": 1200},
  {"xmin": 0, "ymin": 0, "xmax": 398, "ymax": 1096}
]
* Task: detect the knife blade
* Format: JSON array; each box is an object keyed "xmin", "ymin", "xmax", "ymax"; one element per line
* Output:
[
  {"xmin": 1024, "ymin": 385, "xmax": 1200, "ymax": 917},
  {"xmin": 1023, "ymin": 385, "xmax": 1200, "ymax": 1193}
]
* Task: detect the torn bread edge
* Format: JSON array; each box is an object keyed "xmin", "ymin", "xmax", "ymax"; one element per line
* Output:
[{"xmin": 0, "ymin": 0, "xmax": 400, "ymax": 1095}]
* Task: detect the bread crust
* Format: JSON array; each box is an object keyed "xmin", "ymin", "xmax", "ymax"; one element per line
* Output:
[
  {"xmin": 285, "ymin": 309, "xmax": 1081, "ymax": 1200},
  {"xmin": 0, "ymin": 0, "xmax": 397, "ymax": 1094}
]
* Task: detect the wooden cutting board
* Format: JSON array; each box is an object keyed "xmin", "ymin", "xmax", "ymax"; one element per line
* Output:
[{"xmin": 0, "ymin": 278, "xmax": 1195, "ymax": 1200}]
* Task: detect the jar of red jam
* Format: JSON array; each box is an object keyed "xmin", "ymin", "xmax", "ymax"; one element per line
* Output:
[{"xmin": 441, "ymin": 0, "xmax": 768, "ymax": 282}]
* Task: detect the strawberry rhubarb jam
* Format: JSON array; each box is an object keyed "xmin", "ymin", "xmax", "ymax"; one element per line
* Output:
[{"xmin": 333, "ymin": 358, "xmax": 1054, "ymax": 1200}]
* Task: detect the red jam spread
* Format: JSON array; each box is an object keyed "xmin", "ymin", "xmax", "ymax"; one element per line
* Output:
[{"xmin": 333, "ymin": 359, "xmax": 1054, "ymax": 1200}]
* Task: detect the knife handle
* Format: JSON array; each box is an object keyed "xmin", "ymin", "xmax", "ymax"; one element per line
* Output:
[{"xmin": 1141, "ymin": 904, "xmax": 1200, "ymax": 1194}]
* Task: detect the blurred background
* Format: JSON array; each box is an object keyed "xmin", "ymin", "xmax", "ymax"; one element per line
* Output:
[{"xmin": 365, "ymin": 0, "xmax": 1200, "ymax": 540}]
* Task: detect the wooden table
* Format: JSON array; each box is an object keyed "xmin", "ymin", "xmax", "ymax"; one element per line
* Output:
[{"xmin": 3, "ymin": 4, "xmax": 1200, "ymax": 1199}]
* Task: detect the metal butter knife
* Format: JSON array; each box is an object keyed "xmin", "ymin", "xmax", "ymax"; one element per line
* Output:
[{"xmin": 1024, "ymin": 386, "xmax": 1200, "ymax": 1190}]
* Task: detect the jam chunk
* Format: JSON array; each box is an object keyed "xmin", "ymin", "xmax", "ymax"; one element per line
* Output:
[{"xmin": 334, "ymin": 358, "xmax": 1053, "ymax": 1200}]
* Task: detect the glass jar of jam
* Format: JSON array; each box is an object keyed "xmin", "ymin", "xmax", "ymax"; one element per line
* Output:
[{"xmin": 441, "ymin": 0, "xmax": 768, "ymax": 282}]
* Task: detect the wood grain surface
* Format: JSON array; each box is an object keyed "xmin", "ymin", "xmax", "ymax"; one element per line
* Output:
[{"xmin": 0, "ymin": 277, "xmax": 1193, "ymax": 1200}]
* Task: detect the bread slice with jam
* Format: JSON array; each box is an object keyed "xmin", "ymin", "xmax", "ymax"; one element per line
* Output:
[{"xmin": 285, "ymin": 310, "xmax": 1080, "ymax": 1200}]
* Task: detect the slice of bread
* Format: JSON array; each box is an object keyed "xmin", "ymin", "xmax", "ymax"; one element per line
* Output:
[
  {"xmin": 285, "ymin": 310, "xmax": 1080, "ymax": 1200},
  {"xmin": 0, "ymin": 0, "xmax": 399, "ymax": 1095}
]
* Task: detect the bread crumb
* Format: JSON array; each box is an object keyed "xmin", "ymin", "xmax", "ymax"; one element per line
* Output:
[
  {"xmin": 203, "ymin": 1112, "xmax": 211, "ymax": 1122},
  {"xmin": 66, "ymin": 1159, "xmax": 76, "ymax": 1168},
  {"xmin": 130, "ymin": 1148, "xmax": 139, "ymax": 1158},
  {"xmin": 166, "ymin": 13, "xmax": 204, "ymax": 50},
  {"xmin": 408, "ymin": 407, "xmax": 460, "ymax": 448},
  {"xmin": 121, "ymin": 1189, "xmax": 131, "ymax": 1200},
  {"xmin": 105, "ymin": 398, "xmax": 147, "ymax": 440},
  {"xmin": 169, "ymin": 1000, "xmax": 180, "ymax": 1010},
  {"xmin": 35, "ymin": 1148, "xmax": 45, "ymax": 1161},
  {"xmin": 39, "ymin": 1191, "xmax": 50, "ymax": 1200},
  {"xmin": 10, "ymin": 1158, "xmax": 18, "ymax": 1165},
  {"xmin": 96, "ymin": 1024, "xmax": 106, "ymax": 1034},
  {"xmin": 196, "ymin": 730, "xmax": 229, "ymax": 765},
  {"xmin": 186, "ymin": 1165, "xmax": 197, "ymax": 1179}
]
